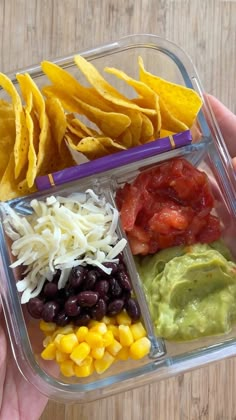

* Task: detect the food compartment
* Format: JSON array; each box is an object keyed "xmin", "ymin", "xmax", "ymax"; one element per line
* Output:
[
  {"xmin": 0, "ymin": 175, "xmax": 166, "ymax": 397},
  {"xmin": 110, "ymin": 140, "xmax": 236, "ymax": 359}
]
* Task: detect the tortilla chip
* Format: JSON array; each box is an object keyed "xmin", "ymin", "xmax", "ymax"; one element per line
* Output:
[
  {"xmin": 74, "ymin": 55, "xmax": 156, "ymax": 116},
  {"xmin": 105, "ymin": 66, "xmax": 161, "ymax": 137},
  {"xmin": 0, "ymin": 101, "xmax": 15, "ymax": 179},
  {"xmin": 0, "ymin": 73, "xmax": 29, "ymax": 179},
  {"xmin": 138, "ymin": 56, "xmax": 202, "ymax": 130}
]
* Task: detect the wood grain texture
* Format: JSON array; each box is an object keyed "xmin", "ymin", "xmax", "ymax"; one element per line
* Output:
[{"xmin": 1, "ymin": 0, "xmax": 236, "ymax": 419}]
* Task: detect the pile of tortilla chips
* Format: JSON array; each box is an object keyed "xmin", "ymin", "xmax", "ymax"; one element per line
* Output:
[{"xmin": 0, "ymin": 55, "xmax": 202, "ymax": 201}]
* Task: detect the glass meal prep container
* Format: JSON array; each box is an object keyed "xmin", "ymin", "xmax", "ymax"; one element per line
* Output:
[{"xmin": 0, "ymin": 34, "xmax": 236, "ymax": 403}]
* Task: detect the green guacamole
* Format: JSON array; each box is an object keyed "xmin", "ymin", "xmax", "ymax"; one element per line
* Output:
[{"xmin": 135, "ymin": 241, "xmax": 236, "ymax": 341}]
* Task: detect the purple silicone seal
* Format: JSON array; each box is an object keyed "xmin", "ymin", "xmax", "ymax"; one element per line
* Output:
[{"xmin": 35, "ymin": 130, "xmax": 192, "ymax": 191}]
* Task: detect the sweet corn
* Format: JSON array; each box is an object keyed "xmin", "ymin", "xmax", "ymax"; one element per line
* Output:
[
  {"xmin": 116, "ymin": 311, "xmax": 132, "ymax": 325},
  {"xmin": 41, "ymin": 343, "xmax": 56, "ymax": 360},
  {"xmin": 118, "ymin": 325, "xmax": 134, "ymax": 347},
  {"xmin": 106, "ymin": 338, "xmax": 122, "ymax": 356},
  {"xmin": 102, "ymin": 330, "xmax": 114, "ymax": 347},
  {"xmin": 117, "ymin": 346, "xmax": 130, "ymax": 361},
  {"xmin": 74, "ymin": 357, "xmax": 93, "ymax": 377},
  {"xmin": 75, "ymin": 362, "xmax": 94, "ymax": 377},
  {"xmin": 101, "ymin": 316, "xmax": 117, "ymax": 325},
  {"xmin": 56, "ymin": 350, "xmax": 69, "ymax": 363},
  {"xmin": 88, "ymin": 320, "xmax": 100, "ymax": 328},
  {"xmin": 60, "ymin": 360, "xmax": 75, "ymax": 377},
  {"xmin": 52, "ymin": 325, "xmax": 74, "ymax": 339},
  {"xmin": 70, "ymin": 342, "xmax": 90, "ymax": 366},
  {"xmin": 76, "ymin": 326, "xmax": 88, "ymax": 342},
  {"xmin": 90, "ymin": 322, "xmax": 107, "ymax": 335},
  {"xmin": 85, "ymin": 331, "xmax": 103, "ymax": 348},
  {"xmin": 129, "ymin": 337, "xmax": 151, "ymax": 360},
  {"xmin": 43, "ymin": 335, "xmax": 52, "ymax": 348},
  {"xmin": 40, "ymin": 320, "xmax": 56, "ymax": 333},
  {"xmin": 59, "ymin": 333, "xmax": 78, "ymax": 354},
  {"xmin": 107, "ymin": 325, "xmax": 119, "ymax": 340},
  {"xmin": 130, "ymin": 322, "xmax": 147, "ymax": 341},
  {"xmin": 94, "ymin": 351, "xmax": 115, "ymax": 374},
  {"xmin": 91, "ymin": 346, "xmax": 105, "ymax": 360},
  {"xmin": 54, "ymin": 334, "xmax": 64, "ymax": 350}
]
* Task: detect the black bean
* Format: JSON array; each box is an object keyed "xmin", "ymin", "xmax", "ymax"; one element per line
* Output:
[
  {"xmin": 116, "ymin": 271, "xmax": 132, "ymax": 291},
  {"xmin": 42, "ymin": 301, "xmax": 60, "ymax": 322},
  {"xmin": 107, "ymin": 299, "xmax": 124, "ymax": 316},
  {"xmin": 27, "ymin": 297, "xmax": 44, "ymax": 319},
  {"xmin": 69, "ymin": 265, "xmax": 87, "ymax": 289},
  {"xmin": 109, "ymin": 277, "xmax": 122, "ymax": 297},
  {"xmin": 54, "ymin": 310, "xmax": 70, "ymax": 326},
  {"xmin": 43, "ymin": 282, "xmax": 58, "ymax": 298},
  {"xmin": 93, "ymin": 279, "xmax": 109, "ymax": 297},
  {"xmin": 74, "ymin": 313, "xmax": 91, "ymax": 326},
  {"xmin": 90, "ymin": 299, "xmax": 107, "ymax": 320},
  {"xmin": 77, "ymin": 291, "xmax": 99, "ymax": 307},
  {"xmin": 83, "ymin": 270, "xmax": 97, "ymax": 290},
  {"xmin": 64, "ymin": 296, "xmax": 81, "ymax": 317},
  {"xmin": 125, "ymin": 298, "xmax": 141, "ymax": 321},
  {"xmin": 103, "ymin": 262, "xmax": 119, "ymax": 275}
]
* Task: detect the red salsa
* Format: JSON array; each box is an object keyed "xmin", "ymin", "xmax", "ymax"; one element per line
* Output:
[{"xmin": 116, "ymin": 158, "xmax": 221, "ymax": 255}]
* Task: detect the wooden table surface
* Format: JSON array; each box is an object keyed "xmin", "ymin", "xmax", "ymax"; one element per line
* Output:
[{"xmin": 1, "ymin": 1, "xmax": 236, "ymax": 419}]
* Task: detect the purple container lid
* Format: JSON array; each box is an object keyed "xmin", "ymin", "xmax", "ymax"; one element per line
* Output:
[{"xmin": 36, "ymin": 130, "xmax": 192, "ymax": 191}]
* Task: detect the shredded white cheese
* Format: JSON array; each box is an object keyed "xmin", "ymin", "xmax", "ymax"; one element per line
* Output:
[{"xmin": 4, "ymin": 190, "xmax": 127, "ymax": 303}]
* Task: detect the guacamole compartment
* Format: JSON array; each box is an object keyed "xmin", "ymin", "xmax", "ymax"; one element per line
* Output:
[{"xmin": 135, "ymin": 241, "xmax": 236, "ymax": 341}]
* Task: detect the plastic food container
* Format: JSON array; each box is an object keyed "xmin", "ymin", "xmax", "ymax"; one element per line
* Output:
[{"xmin": 1, "ymin": 34, "xmax": 236, "ymax": 403}]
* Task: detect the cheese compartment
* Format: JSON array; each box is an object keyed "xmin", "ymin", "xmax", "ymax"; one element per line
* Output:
[
  {"xmin": 0, "ymin": 34, "xmax": 236, "ymax": 403},
  {"xmin": 0, "ymin": 174, "xmax": 166, "ymax": 401}
]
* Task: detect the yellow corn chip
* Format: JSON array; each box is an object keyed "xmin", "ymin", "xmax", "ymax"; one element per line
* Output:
[
  {"xmin": 74, "ymin": 55, "xmax": 156, "ymax": 116},
  {"xmin": 0, "ymin": 101, "xmax": 15, "ymax": 179},
  {"xmin": 138, "ymin": 56, "xmax": 202, "ymax": 130},
  {"xmin": 0, "ymin": 73, "xmax": 29, "ymax": 179},
  {"xmin": 105, "ymin": 66, "xmax": 161, "ymax": 136},
  {"xmin": 41, "ymin": 61, "xmax": 114, "ymax": 112},
  {"xmin": 17, "ymin": 74, "xmax": 37, "ymax": 188}
]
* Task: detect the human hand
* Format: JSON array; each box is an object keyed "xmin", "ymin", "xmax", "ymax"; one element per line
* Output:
[
  {"xmin": 206, "ymin": 94, "xmax": 236, "ymax": 169},
  {"xmin": 0, "ymin": 309, "xmax": 47, "ymax": 420}
]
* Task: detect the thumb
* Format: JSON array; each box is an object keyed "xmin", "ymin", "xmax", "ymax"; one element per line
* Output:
[{"xmin": 206, "ymin": 94, "xmax": 236, "ymax": 161}]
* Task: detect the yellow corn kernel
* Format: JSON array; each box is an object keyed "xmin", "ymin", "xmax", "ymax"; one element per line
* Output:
[
  {"xmin": 117, "ymin": 346, "xmax": 130, "ymax": 361},
  {"xmin": 76, "ymin": 326, "xmax": 88, "ymax": 342},
  {"xmin": 74, "ymin": 357, "xmax": 94, "ymax": 377},
  {"xmin": 106, "ymin": 338, "xmax": 122, "ymax": 356},
  {"xmin": 59, "ymin": 333, "xmax": 78, "ymax": 354},
  {"xmin": 90, "ymin": 322, "xmax": 107, "ymax": 335},
  {"xmin": 101, "ymin": 316, "xmax": 117, "ymax": 325},
  {"xmin": 41, "ymin": 343, "xmax": 56, "ymax": 360},
  {"xmin": 107, "ymin": 325, "xmax": 119, "ymax": 340},
  {"xmin": 85, "ymin": 331, "xmax": 103, "ymax": 348},
  {"xmin": 43, "ymin": 335, "xmax": 53, "ymax": 348},
  {"xmin": 54, "ymin": 334, "xmax": 64, "ymax": 350},
  {"xmin": 70, "ymin": 342, "xmax": 90, "ymax": 366},
  {"xmin": 40, "ymin": 320, "xmax": 56, "ymax": 333},
  {"xmin": 56, "ymin": 350, "xmax": 69, "ymax": 363},
  {"xmin": 116, "ymin": 311, "xmax": 132, "ymax": 325},
  {"xmin": 103, "ymin": 330, "xmax": 114, "ymax": 347},
  {"xmin": 130, "ymin": 322, "xmax": 147, "ymax": 341},
  {"xmin": 53, "ymin": 325, "xmax": 74, "ymax": 338},
  {"xmin": 60, "ymin": 360, "xmax": 75, "ymax": 377},
  {"xmin": 75, "ymin": 363, "xmax": 94, "ymax": 377},
  {"xmin": 119, "ymin": 325, "xmax": 134, "ymax": 347},
  {"xmin": 129, "ymin": 337, "xmax": 151, "ymax": 360},
  {"xmin": 88, "ymin": 320, "xmax": 99, "ymax": 328},
  {"xmin": 94, "ymin": 351, "xmax": 115, "ymax": 374},
  {"xmin": 91, "ymin": 346, "xmax": 105, "ymax": 360}
]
